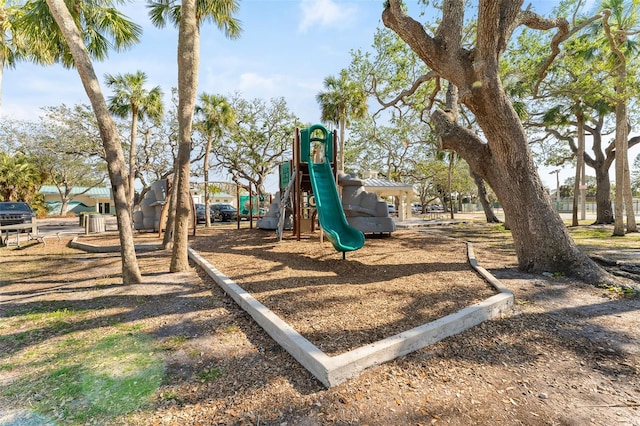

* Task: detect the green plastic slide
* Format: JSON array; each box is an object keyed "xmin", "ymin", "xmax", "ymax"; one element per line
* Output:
[{"xmin": 308, "ymin": 158, "xmax": 365, "ymax": 257}]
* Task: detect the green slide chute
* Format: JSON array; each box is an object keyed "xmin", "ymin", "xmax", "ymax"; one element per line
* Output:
[{"xmin": 303, "ymin": 125, "xmax": 365, "ymax": 257}]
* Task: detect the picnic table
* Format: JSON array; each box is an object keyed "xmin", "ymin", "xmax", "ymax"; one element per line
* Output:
[{"xmin": 0, "ymin": 222, "xmax": 54, "ymax": 247}]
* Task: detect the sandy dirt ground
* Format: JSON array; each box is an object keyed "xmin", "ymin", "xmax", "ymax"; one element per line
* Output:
[{"xmin": 1, "ymin": 221, "xmax": 639, "ymax": 425}]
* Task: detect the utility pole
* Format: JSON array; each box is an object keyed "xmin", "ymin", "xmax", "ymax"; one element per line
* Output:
[{"xmin": 549, "ymin": 169, "xmax": 560, "ymax": 204}]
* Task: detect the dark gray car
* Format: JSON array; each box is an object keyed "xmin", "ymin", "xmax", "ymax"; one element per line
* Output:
[
  {"xmin": 0, "ymin": 202, "xmax": 35, "ymax": 226},
  {"xmin": 211, "ymin": 204, "xmax": 237, "ymax": 222}
]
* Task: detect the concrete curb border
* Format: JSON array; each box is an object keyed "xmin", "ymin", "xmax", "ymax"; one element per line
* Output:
[
  {"xmin": 69, "ymin": 236, "xmax": 164, "ymax": 253},
  {"xmin": 188, "ymin": 242, "xmax": 513, "ymax": 388}
]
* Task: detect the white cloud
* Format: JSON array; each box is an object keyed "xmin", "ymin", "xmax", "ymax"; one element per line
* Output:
[
  {"xmin": 297, "ymin": 0, "xmax": 357, "ymax": 33},
  {"xmin": 238, "ymin": 72, "xmax": 276, "ymax": 93}
]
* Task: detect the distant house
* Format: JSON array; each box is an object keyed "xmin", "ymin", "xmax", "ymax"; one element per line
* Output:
[{"xmin": 39, "ymin": 185, "xmax": 115, "ymax": 215}]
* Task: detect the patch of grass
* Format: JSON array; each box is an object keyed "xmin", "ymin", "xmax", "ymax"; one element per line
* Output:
[
  {"xmin": 159, "ymin": 389, "xmax": 181, "ymax": 401},
  {"xmin": 160, "ymin": 334, "xmax": 189, "ymax": 351},
  {"xmin": 117, "ymin": 323, "xmax": 144, "ymax": 332},
  {"xmin": 0, "ymin": 362, "xmax": 15, "ymax": 371},
  {"xmin": 223, "ymin": 324, "xmax": 240, "ymax": 334},
  {"xmin": 0, "ymin": 331, "xmax": 30, "ymax": 345},
  {"xmin": 57, "ymin": 336, "xmax": 85, "ymax": 349},
  {"xmin": 598, "ymin": 283, "xmax": 638, "ymax": 298},
  {"xmin": 491, "ymin": 223, "xmax": 510, "ymax": 233},
  {"xmin": 196, "ymin": 367, "xmax": 223, "ymax": 383},
  {"xmin": 10, "ymin": 307, "xmax": 87, "ymax": 329},
  {"xmin": 568, "ymin": 225, "xmax": 640, "ymax": 250},
  {"xmin": 568, "ymin": 227, "xmax": 612, "ymax": 239},
  {"xmin": 1, "ymin": 331, "xmax": 165, "ymax": 424}
]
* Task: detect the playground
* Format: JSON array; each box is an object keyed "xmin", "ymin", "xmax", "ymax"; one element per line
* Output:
[
  {"xmin": 2, "ymin": 129, "xmax": 640, "ymax": 424},
  {"xmin": 2, "ymin": 219, "xmax": 639, "ymax": 425}
]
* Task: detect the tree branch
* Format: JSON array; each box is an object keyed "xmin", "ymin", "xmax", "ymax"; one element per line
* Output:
[
  {"xmin": 370, "ymin": 71, "xmax": 439, "ymax": 117},
  {"xmin": 431, "ymin": 109, "xmax": 491, "ymax": 179},
  {"xmin": 382, "ymin": 0, "xmax": 451, "ymax": 80},
  {"xmin": 520, "ymin": 10, "xmax": 603, "ymax": 95},
  {"xmin": 434, "ymin": 0, "xmax": 464, "ymax": 53}
]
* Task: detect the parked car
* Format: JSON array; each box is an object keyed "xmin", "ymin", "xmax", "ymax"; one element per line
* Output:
[
  {"xmin": 195, "ymin": 203, "xmax": 218, "ymax": 224},
  {"xmin": 411, "ymin": 203, "xmax": 423, "ymax": 214},
  {"xmin": 211, "ymin": 203, "xmax": 237, "ymax": 222},
  {"xmin": 0, "ymin": 201, "xmax": 36, "ymax": 227},
  {"xmin": 195, "ymin": 203, "xmax": 205, "ymax": 224},
  {"xmin": 387, "ymin": 203, "xmax": 396, "ymax": 215}
]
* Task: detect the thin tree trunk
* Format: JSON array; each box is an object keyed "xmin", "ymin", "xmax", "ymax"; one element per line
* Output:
[
  {"xmin": 572, "ymin": 108, "xmax": 584, "ymax": 226},
  {"xmin": 471, "ymin": 169, "xmax": 500, "ymax": 223},
  {"xmin": 61, "ymin": 198, "xmax": 69, "ymax": 216},
  {"xmin": 338, "ymin": 115, "xmax": 346, "ymax": 172},
  {"xmin": 128, "ymin": 110, "xmax": 138, "ymax": 213},
  {"xmin": 170, "ymin": 0, "xmax": 199, "ymax": 272},
  {"xmin": 162, "ymin": 175, "xmax": 177, "ymax": 249},
  {"xmin": 613, "ymin": 95, "xmax": 627, "ymax": 236},
  {"xmin": 448, "ymin": 151, "xmax": 454, "ymax": 220},
  {"xmin": 623, "ymin": 139, "xmax": 636, "ymax": 232},
  {"xmin": 572, "ymin": 165, "xmax": 580, "ymax": 227},
  {"xmin": 605, "ymin": 11, "xmax": 630, "ymax": 236},
  {"xmin": 204, "ymin": 133, "xmax": 212, "ymax": 227},
  {"xmin": 45, "ymin": 0, "xmax": 141, "ymax": 283}
]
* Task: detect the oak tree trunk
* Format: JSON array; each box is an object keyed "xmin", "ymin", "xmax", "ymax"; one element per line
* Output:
[
  {"xmin": 383, "ymin": 0, "xmax": 612, "ymax": 284},
  {"xmin": 594, "ymin": 167, "xmax": 614, "ymax": 224}
]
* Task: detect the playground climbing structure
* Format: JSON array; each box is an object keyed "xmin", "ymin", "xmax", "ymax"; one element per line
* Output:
[{"xmin": 279, "ymin": 124, "xmax": 364, "ymax": 257}]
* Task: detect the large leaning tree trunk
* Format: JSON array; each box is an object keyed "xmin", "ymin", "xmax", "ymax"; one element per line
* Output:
[
  {"xmin": 383, "ymin": 0, "xmax": 613, "ymax": 284},
  {"xmin": 170, "ymin": 0, "xmax": 199, "ymax": 272},
  {"xmin": 45, "ymin": 0, "xmax": 141, "ymax": 283}
]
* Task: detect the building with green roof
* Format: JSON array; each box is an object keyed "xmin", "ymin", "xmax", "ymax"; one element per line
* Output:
[{"xmin": 39, "ymin": 185, "xmax": 114, "ymax": 215}]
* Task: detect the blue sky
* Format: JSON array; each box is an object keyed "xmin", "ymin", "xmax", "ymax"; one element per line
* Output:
[
  {"xmin": 3, "ymin": 0, "xmax": 405, "ymax": 191},
  {"xmin": 2, "ymin": 0, "xmax": 398, "ymax": 125},
  {"xmin": 2, "ymin": 0, "xmax": 618, "ymax": 191}
]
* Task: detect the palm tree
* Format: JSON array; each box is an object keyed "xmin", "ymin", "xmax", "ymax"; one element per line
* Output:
[
  {"xmin": 147, "ymin": 0, "xmax": 241, "ymax": 37},
  {"xmin": 316, "ymin": 69, "xmax": 368, "ymax": 171},
  {"xmin": 44, "ymin": 0, "xmax": 142, "ymax": 283},
  {"xmin": 581, "ymin": 0, "xmax": 640, "ymax": 235},
  {"xmin": 4, "ymin": 0, "xmax": 141, "ymax": 112},
  {"xmin": 194, "ymin": 93, "xmax": 235, "ymax": 227},
  {"xmin": 0, "ymin": 151, "xmax": 44, "ymax": 202},
  {"xmin": 105, "ymin": 71, "xmax": 164, "ymax": 210},
  {"xmin": 147, "ymin": 0, "xmax": 241, "ymax": 272},
  {"xmin": 600, "ymin": 0, "xmax": 639, "ymax": 235}
]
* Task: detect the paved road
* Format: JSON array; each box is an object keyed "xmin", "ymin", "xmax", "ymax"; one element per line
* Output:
[{"xmin": 36, "ymin": 216, "xmax": 118, "ymax": 236}]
